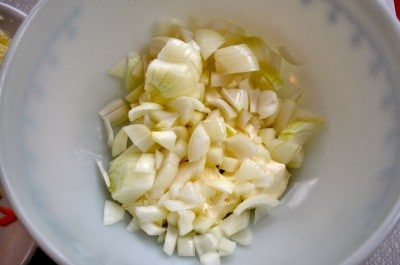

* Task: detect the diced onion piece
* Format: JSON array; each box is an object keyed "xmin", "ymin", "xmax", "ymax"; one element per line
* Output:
[
  {"xmin": 126, "ymin": 217, "xmax": 141, "ymax": 232},
  {"xmin": 140, "ymin": 222, "xmax": 166, "ymax": 236},
  {"xmin": 273, "ymin": 99, "xmax": 297, "ymax": 133},
  {"xmin": 279, "ymin": 121, "xmax": 318, "ymax": 145},
  {"xmin": 108, "ymin": 152, "xmax": 155, "ymax": 204},
  {"xmin": 188, "ymin": 123, "xmax": 210, "ymax": 162},
  {"xmin": 108, "ymin": 57, "xmax": 127, "ymax": 79},
  {"xmin": 168, "ymin": 96, "xmax": 210, "ymax": 125},
  {"xmin": 96, "ymin": 159, "xmax": 111, "ymax": 188},
  {"xmin": 206, "ymin": 178, "xmax": 235, "ymax": 194},
  {"xmin": 194, "ymin": 233, "xmax": 219, "ymax": 255},
  {"xmin": 206, "ymin": 98, "xmax": 237, "ymax": 120},
  {"xmin": 218, "ymin": 237, "xmax": 236, "ymax": 256},
  {"xmin": 163, "ymin": 225, "xmax": 178, "ymax": 256},
  {"xmin": 178, "ymin": 210, "xmax": 196, "ymax": 236},
  {"xmin": 259, "ymin": 128, "xmax": 276, "ymax": 144},
  {"xmin": 128, "ymin": 102, "xmax": 162, "ymax": 121},
  {"xmin": 222, "ymin": 88, "xmax": 249, "ymax": 112},
  {"xmin": 103, "ymin": 119, "xmax": 114, "ymax": 148},
  {"xmin": 135, "ymin": 205, "xmax": 167, "ymax": 223},
  {"xmin": 164, "ymin": 200, "xmax": 193, "ymax": 212},
  {"xmin": 235, "ymin": 158, "xmax": 267, "ymax": 181},
  {"xmin": 194, "ymin": 28, "xmax": 226, "ymax": 60},
  {"xmin": 145, "ymin": 59, "xmax": 198, "ymax": 101},
  {"xmin": 155, "ymin": 150, "xmax": 164, "ymax": 170},
  {"xmin": 152, "ymin": 130, "xmax": 177, "ymax": 151},
  {"xmin": 173, "ymin": 158, "xmax": 206, "ymax": 188},
  {"xmin": 99, "ymin": 98, "xmax": 129, "ymax": 126},
  {"xmin": 220, "ymin": 156, "xmax": 239, "ymax": 172},
  {"xmin": 230, "ymin": 227, "xmax": 253, "ymax": 245},
  {"xmin": 148, "ymin": 152, "xmax": 180, "ymax": 198},
  {"xmin": 258, "ymin": 90, "xmax": 279, "ymax": 119},
  {"xmin": 206, "ymin": 146, "xmax": 224, "ymax": 167},
  {"xmin": 150, "ymin": 110, "xmax": 179, "ymax": 130},
  {"xmin": 266, "ymin": 138, "xmax": 302, "ymax": 164},
  {"xmin": 111, "ymin": 128, "xmax": 128, "ymax": 157},
  {"xmin": 214, "ymin": 44, "xmax": 259, "ymax": 74},
  {"xmin": 125, "ymin": 53, "xmax": 144, "ymax": 91},
  {"xmin": 209, "ymin": 226, "xmax": 223, "ymax": 241},
  {"xmin": 234, "ymin": 182, "xmax": 255, "ymax": 196},
  {"xmin": 233, "ymin": 194, "xmax": 279, "ymax": 215},
  {"xmin": 199, "ymin": 252, "xmax": 221, "ymax": 265},
  {"xmin": 134, "ymin": 153, "xmax": 155, "ymax": 174},
  {"xmin": 219, "ymin": 210, "xmax": 250, "ymax": 236},
  {"xmin": 210, "ymin": 72, "xmax": 236, "ymax": 88},
  {"xmin": 193, "ymin": 215, "xmax": 215, "ymax": 234},
  {"xmin": 177, "ymin": 236, "xmax": 196, "ymax": 256},
  {"xmin": 167, "ymin": 212, "xmax": 178, "ymax": 227},
  {"xmin": 157, "ymin": 38, "xmax": 202, "ymax": 79},
  {"xmin": 125, "ymin": 83, "xmax": 145, "ymax": 103},
  {"xmin": 175, "ymin": 181, "xmax": 203, "ymax": 205},
  {"xmin": 202, "ymin": 117, "xmax": 227, "ymax": 142},
  {"xmin": 124, "ymin": 124, "xmax": 154, "ymax": 152},
  {"xmin": 225, "ymin": 134, "xmax": 258, "ymax": 160},
  {"xmin": 103, "ymin": 200, "xmax": 125, "ymax": 225}
]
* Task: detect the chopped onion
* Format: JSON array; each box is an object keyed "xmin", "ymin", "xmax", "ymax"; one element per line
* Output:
[
  {"xmin": 145, "ymin": 59, "xmax": 199, "ymax": 101},
  {"xmin": 188, "ymin": 123, "xmax": 210, "ymax": 162},
  {"xmin": 152, "ymin": 130, "xmax": 177, "ymax": 151},
  {"xmin": 140, "ymin": 222, "xmax": 166, "ymax": 236},
  {"xmin": 123, "ymin": 124, "xmax": 154, "ymax": 152},
  {"xmin": 111, "ymin": 128, "xmax": 128, "ymax": 157},
  {"xmin": 178, "ymin": 210, "xmax": 196, "ymax": 236},
  {"xmin": 163, "ymin": 225, "xmax": 178, "ymax": 256},
  {"xmin": 125, "ymin": 53, "xmax": 144, "ymax": 91},
  {"xmin": 199, "ymin": 252, "xmax": 221, "ymax": 265},
  {"xmin": 100, "ymin": 16, "xmax": 324, "ymax": 264},
  {"xmin": 134, "ymin": 205, "xmax": 167, "ymax": 223},
  {"xmin": 96, "ymin": 159, "xmax": 111, "ymax": 188},
  {"xmin": 194, "ymin": 28, "xmax": 225, "ymax": 60},
  {"xmin": 177, "ymin": 236, "xmax": 196, "ymax": 256},
  {"xmin": 233, "ymin": 194, "xmax": 279, "ymax": 215},
  {"xmin": 193, "ymin": 215, "xmax": 215, "ymax": 234},
  {"xmin": 194, "ymin": 233, "xmax": 219, "ymax": 255},
  {"xmin": 108, "ymin": 57, "xmax": 126, "ymax": 79},
  {"xmin": 257, "ymin": 90, "xmax": 279, "ymax": 119},
  {"xmin": 221, "ymin": 87, "xmax": 249, "ymax": 111},
  {"xmin": 218, "ymin": 237, "xmax": 236, "ymax": 256},
  {"xmin": 225, "ymin": 134, "xmax": 258, "ymax": 160},
  {"xmin": 157, "ymin": 38, "xmax": 202, "ymax": 79},
  {"xmin": 219, "ymin": 210, "xmax": 250, "ymax": 237},
  {"xmin": 230, "ymin": 227, "xmax": 253, "ymax": 245},
  {"xmin": 103, "ymin": 200, "xmax": 125, "ymax": 225},
  {"xmin": 126, "ymin": 217, "xmax": 141, "ymax": 232},
  {"xmin": 214, "ymin": 44, "xmax": 259, "ymax": 74},
  {"xmin": 128, "ymin": 102, "xmax": 162, "ymax": 122}
]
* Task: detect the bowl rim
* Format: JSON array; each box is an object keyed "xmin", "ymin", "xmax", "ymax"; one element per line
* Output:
[{"xmin": 0, "ymin": 0, "xmax": 400, "ymax": 264}]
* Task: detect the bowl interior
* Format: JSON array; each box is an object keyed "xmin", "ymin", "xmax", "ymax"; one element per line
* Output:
[{"xmin": 1, "ymin": 0, "xmax": 400, "ymax": 265}]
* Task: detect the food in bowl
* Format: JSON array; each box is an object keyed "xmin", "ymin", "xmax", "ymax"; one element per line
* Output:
[{"xmin": 97, "ymin": 17, "xmax": 323, "ymax": 264}]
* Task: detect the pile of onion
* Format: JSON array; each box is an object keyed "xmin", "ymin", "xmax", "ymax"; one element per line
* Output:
[{"xmin": 97, "ymin": 17, "xmax": 323, "ymax": 265}]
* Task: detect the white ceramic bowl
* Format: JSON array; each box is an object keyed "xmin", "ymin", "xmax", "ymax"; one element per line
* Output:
[{"xmin": 1, "ymin": 1, "xmax": 400, "ymax": 264}]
